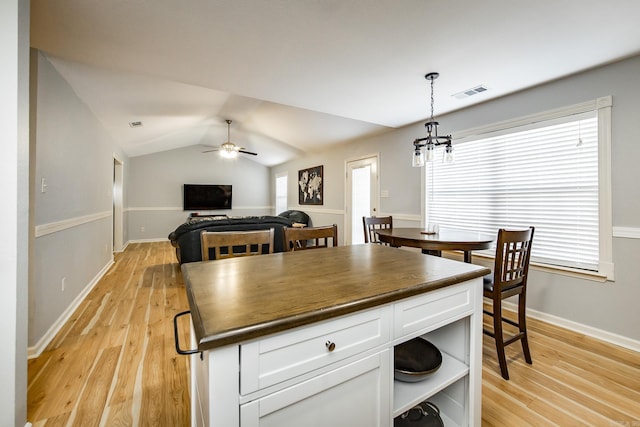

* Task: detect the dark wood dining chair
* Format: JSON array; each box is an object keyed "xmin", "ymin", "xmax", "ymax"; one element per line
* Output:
[
  {"xmin": 200, "ymin": 228, "xmax": 275, "ymax": 261},
  {"xmin": 283, "ymin": 224, "xmax": 338, "ymax": 251},
  {"xmin": 362, "ymin": 216, "xmax": 393, "ymax": 244},
  {"xmin": 483, "ymin": 227, "xmax": 535, "ymax": 380}
]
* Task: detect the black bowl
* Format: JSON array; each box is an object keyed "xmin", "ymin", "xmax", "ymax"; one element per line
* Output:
[{"xmin": 394, "ymin": 337, "xmax": 442, "ymax": 382}]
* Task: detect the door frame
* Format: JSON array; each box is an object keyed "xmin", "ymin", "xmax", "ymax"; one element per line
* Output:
[
  {"xmin": 344, "ymin": 153, "xmax": 380, "ymax": 245},
  {"xmin": 113, "ymin": 155, "xmax": 124, "ymax": 252}
]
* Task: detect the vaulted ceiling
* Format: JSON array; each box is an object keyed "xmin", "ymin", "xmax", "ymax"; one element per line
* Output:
[{"xmin": 31, "ymin": 0, "xmax": 640, "ymax": 166}]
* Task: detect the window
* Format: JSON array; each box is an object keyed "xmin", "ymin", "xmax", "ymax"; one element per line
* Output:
[
  {"xmin": 275, "ymin": 172, "xmax": 288, "ymax": 215},
  {"xmin": 425, "ymin": 97, "xmax": 613, "ymax": 279}
]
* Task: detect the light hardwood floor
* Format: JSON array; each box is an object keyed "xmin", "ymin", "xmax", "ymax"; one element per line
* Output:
[
  {"xmin": 27, "ymin": 242, "xmax": 640, "ymax": 426},
  {"xmin": 28, "ymin": 242, "xmax": 190, "ymax": 426}
]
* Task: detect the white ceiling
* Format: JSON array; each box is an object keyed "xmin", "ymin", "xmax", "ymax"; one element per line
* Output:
[{"xmin": 31, "ymin": 0, "xmax": 640, "ymax": 166}]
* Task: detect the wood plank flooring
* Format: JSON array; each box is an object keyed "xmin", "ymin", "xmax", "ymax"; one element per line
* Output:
[
  {"xmin": 28, "ymin": 242, "xmax": 191, "ymax": 426},
  {"xmin": 27, "ymin": 241, "xmax": 640, "ymax": 426},
  {"xmin": 482, "ymin": 311, "xmax": 640, "ymax": 426}
]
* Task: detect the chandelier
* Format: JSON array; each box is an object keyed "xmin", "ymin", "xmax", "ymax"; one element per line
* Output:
[{"xmin": 412, "ymin": 72, "xmax": 453, "ymax": 167}]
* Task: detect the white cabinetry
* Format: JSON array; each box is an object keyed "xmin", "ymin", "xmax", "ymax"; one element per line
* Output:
[
  {"xmin": 240, "ymin": 306, "xmax": 392, "ymax": 394},
  {"xmin": 393, "ymin": 282, "xmax": 481, "ymax": 425},
  {"xmin": 191, "ymin": 279, "xmax": 481, "ymax": 427},
  {"xmin": 241, "ymin": 350, "xmax": 391, "ymax": 427}
]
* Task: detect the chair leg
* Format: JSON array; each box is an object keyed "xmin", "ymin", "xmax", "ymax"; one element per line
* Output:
[
  {"xmin": 493, "ymin": 299, "xmax": 510, "ymax": 380},
  {"xmin": 518, "ymin": 292, "xmax": 533, "ymax": 365}
]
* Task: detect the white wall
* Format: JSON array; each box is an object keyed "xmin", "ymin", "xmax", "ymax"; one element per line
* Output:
[
  {"xmin": 1, "ymin": 0, "xmax": 29, "ymax": 424},
  {"xmin": 127, "ymin": 145, "xmax": 272, "ymax": 241},
  {"xmin": 30, "ymin": 52, "xmax": 129, "ymax": 353},
  {"xmin": 272, "ymin": 55, "xmax": 640, "ymax": 347}
]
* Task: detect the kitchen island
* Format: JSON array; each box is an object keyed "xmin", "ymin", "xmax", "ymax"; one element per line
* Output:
[{"xmin": 180, "ymin": 244, "xmax": 490, "ymax": 427}]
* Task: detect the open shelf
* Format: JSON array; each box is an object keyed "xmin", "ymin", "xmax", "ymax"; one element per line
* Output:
[{"xmin": 393, "ymin": 351, "xmax": 469, "ymax": 418}]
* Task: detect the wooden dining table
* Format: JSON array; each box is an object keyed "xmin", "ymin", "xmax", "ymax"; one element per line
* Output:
[{"xmin": 376, "ymin": 227, "xmax": 494, "ymax": 263}]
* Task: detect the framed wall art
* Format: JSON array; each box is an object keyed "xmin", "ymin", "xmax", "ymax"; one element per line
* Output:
[{"xmin": 298, "ymin": 165, "xmax": 323, "ymax": 205}]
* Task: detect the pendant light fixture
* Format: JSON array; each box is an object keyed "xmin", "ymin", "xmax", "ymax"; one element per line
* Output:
[{"xmin": 412, "ymin": 72, "xmax": 453, "ymax": 167}]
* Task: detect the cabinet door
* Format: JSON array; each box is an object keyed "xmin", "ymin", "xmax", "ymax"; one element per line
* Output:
[{"xmin": 241, "ymin": 350, "xmax": 391, "ymax": 427}]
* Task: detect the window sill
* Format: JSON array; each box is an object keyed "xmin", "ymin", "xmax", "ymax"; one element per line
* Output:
[{"xmin": 442, "ymin": 251, "xmax": 610, "ymax": 283}]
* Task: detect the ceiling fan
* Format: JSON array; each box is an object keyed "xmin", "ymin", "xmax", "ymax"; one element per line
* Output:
[{"xmin": 202, "ymin": 119, "xmax": 257, "ymax": 158}]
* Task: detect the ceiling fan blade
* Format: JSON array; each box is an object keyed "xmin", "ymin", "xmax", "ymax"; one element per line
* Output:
[
  {"xmin": 202, "ymin": 148, "xmax": 221, "ymax": 153},
  {"xmin": 239, "ymin": 149, "xmax": 258, "ymax": 156}
]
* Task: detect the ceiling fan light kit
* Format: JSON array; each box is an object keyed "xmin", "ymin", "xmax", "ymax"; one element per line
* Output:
[
  {"xmin": 221, "ymin": 120, "xmax": 239, "ymax": 158},
  {"xmin": 202, "ymin": 119, "xmax": 258, "ymax": 158},
  {"xmin": 219, "ymin": 142, "xmax": 238, "ymax": 158}
]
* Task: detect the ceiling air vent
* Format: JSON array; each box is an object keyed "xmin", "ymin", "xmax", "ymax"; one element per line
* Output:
[
  {"xmin": 129, "ymin": 121, "xmax": 143, "ymax": 128},
  {"xmin": 452, "ymin": 85, "xmax": 488, "ymax": 100}
]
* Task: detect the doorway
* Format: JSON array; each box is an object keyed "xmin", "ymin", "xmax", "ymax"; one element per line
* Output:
[
  {"xmin": 113, "ymin": 156, "xmax": 124, "ymax": 252},
  {"xmin": 345, "ymin": 154, "xmax": 379, "ymax": 245}
]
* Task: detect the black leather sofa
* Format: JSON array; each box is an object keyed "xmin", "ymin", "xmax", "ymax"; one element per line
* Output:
[
  {"xmin": 276, "ymin": 210, "xmax": 311, "ymax": 226},
  {"xmin": 169, "ymin": 215, "xmax": 297, "ymax": 264}
]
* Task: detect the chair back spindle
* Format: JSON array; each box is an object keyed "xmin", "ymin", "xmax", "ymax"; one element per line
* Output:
[
  {"xmin": 283, "ymin": 224, "xmax": 338, "ymax": 251},
  {"xmin": 200, "ymin": 228, "xmax": 275, "ymax": 261},
  {"xmin": 362, "ymin": 216, "xmax": 393, "ymax": 244}
]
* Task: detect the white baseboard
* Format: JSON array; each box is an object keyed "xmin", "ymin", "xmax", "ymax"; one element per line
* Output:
[
  {"xmin": 114, "ymin": 240, "xmax": 130, "ymax": 253},
  {"xmin": 31, "ymin": 240, "xmax": 638, "ymax": 359},
  {"xmin": 448, "ymin": 251, "xmax": 639, "ymax": 352},
  {"xmin": 127, "ymin": 238, "xmax": 169, "ymax": 244},
  {"xmin": 501, "ymin": 300, "xmax": 640, "ymax": 352},
  {"xmin": 28, "ymin": 258, "xmax": 115, "ymax": 359}
]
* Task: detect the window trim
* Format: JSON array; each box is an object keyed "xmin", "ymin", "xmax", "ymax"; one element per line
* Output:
[{"xmin": 423, "ymin": 96, "xmax": 614, "ymax": 281}]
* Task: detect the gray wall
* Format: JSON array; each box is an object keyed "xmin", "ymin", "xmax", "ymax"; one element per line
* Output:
[
  {"xmin": 272, "ymin": 55, "xmax": 640, "ymax": 345},
  {"xmin": 269, "ymin": 128, "xmax": 423, "ymax": 240},
  {"xmin": 127, "ymin": 145, "xmax": 273, "ymax": 241},
  {"xmin": 30, "ymin": 52, "xmax": 129, "ymax": 350}
]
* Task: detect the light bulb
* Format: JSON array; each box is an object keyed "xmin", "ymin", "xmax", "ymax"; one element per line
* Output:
[
  {"xmin": 220, "ymin": 150, "xmax": 237, "ymax": 159},
  {"xmin": 412, "ymin": 148, "xmax": 425, "ymax": 167},
  {"xmin": 426, "ymin": 144, "xmax": 435, "ymax": 162},
  {"xmin": 443, "ymin": 145, "xmax": 454, "ymax": 163}
]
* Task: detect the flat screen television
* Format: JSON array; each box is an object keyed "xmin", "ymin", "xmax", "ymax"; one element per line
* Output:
[{"xmin": 183, "ymin": 184, "xmax": 232, "ymax": 210}]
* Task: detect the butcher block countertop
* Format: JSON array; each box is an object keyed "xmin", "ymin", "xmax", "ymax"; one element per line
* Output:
[{"xmin": 182, "ymin": 244, "xmax": 490, "ymax": 351}]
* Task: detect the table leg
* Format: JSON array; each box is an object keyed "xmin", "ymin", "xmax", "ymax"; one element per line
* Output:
[
  {"xmin": 422, "ymin": 249, "xmax": 441, "ymax": 257},
  {"xmin": 464, "ymin": 251, "xmax": 472, "ymax": 263}
]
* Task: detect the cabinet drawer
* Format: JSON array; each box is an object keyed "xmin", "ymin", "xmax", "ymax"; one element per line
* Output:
[
  {"xmin": 241, "ymin": 306, "xmax": 392, "ymax": 394},
  {"xmin": 394, "ymin": 280, "xmax": 476, "ymax": 340},
  {"xmin": 241, "ymin": 350, "xmax": 391, "ymax": 427}
]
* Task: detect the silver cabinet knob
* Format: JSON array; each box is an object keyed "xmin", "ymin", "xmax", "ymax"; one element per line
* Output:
[{"xmin": 325, "ymin": 341, "xmax": 336, "ymax": 352}]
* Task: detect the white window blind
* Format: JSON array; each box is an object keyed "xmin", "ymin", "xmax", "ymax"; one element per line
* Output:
[
  {"xmin": 275, "ymin": 173, "xmax": 288, "ymax": 215},
  {"xmin": 426, "ymin": 112, "xmax": 599, "ymax": 271}
]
